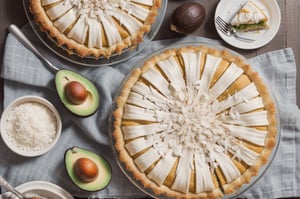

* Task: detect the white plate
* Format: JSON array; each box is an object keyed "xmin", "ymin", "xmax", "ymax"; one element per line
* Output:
[
  {"xmin": 215, "ymin": 0, "xmax": 281, "ymax": 49},
  {"xmin": 0, "ymin": 181, "xmax": 73, "ymax": 199}
]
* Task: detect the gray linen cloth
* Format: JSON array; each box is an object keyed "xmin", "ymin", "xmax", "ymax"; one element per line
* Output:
[{"xmin": 1, "ymin": 24, "xmax": 300, "ymax": 199}]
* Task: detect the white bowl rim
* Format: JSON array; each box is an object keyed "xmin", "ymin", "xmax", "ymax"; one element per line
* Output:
[
  {"xmin": 15, "ymin": 181, "xmax": 74, "ymax": 199},
  {"xmin": 0, "ymin": 95, "xmax": 62, "ymax": 157}
]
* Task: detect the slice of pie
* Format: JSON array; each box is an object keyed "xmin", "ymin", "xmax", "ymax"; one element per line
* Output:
[
  {"xmin": 29, "ymin": 0, "xmax": 161, "ymax": 59},
  {"xmin": 230, "ymin": 0, "xmax": 268, "ymax": 32},
  {"xmin": 113, "ymin": 45, "xmax": 277, "ymax": 198}
]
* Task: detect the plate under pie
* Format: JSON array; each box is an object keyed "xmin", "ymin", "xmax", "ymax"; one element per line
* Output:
[
  {"xmin": 24, "ymin": 0, "xmax": 166, "ymax": 66},
  {"xmin": 111, "ymin": 43, "xmax": 279, "ymax": 199}
]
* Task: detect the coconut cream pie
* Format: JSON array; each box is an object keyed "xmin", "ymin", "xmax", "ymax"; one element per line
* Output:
[
  {"xmin": 230, "ymin": 0, "xmax": 268, "ymax": 32},
  {"xmin": 113, "ymin": 45, "xmax": 277, "ymax": 198},
  {"xmin": 29, "ymin": 0, "xmax": 161, "ymax": 58}
]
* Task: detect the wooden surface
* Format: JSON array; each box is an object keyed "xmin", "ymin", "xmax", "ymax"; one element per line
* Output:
[{"xmin": 0, "ymin": 0, "xmax": 299, "ymax": 197}]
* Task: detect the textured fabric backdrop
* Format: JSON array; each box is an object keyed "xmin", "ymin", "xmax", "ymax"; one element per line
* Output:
[{"xmin": 0, "ymin": 24, "xmax": 300, "ymax": 199}]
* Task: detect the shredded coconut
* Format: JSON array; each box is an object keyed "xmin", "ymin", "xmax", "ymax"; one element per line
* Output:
[{"xmin": 5, "ymin": 102, "xmax": 57, "ymax": 152}]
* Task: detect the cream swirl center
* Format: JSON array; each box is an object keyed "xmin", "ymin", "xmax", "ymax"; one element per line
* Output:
[
  {"xmin": 64, "ymin": 0, "xmax": 126, "ymax": 17},
  {"xmin": 147, "ymin": 84, "xmax": 232, "ymax": 164}
]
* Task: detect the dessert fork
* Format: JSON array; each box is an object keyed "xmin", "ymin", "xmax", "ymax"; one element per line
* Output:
[{"xmin": 215, "ymin": 16, "xmax": 255, "ymax": 42}]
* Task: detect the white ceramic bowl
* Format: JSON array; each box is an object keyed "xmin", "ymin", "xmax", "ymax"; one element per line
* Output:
[
  {"xmin": 0, "ymin": 181, "xmax": 74, "ymax": 199},
  {"xmin": 0, "ymin": 95, "xmax": 62, "ymax": 157}
]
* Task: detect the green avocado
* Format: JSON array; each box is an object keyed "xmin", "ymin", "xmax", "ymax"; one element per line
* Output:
[
  {"xmin": 55, "ymin": 70, "xmax": 99, "ymax": 117},
  {"xmin": 64, "ymin": 146, "xmax": 112, "ymax": 192}
]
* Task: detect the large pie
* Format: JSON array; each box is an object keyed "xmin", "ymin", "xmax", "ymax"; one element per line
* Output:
[
  {"xmin": 112, "ymin": 45, "xmax": 277, "ymax": 198},
  {"xmin": 29, "ymin": 0, "xmax": 161, "ymax": 59}
]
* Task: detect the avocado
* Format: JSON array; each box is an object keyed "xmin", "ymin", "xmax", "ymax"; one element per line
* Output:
[
  {"xmin": 64, "ymin": 146, "xmax": 112, "ymax": 192},
  {"xmin": 55, "ymin": 70, "xmax": 99, "ymax": 117}
]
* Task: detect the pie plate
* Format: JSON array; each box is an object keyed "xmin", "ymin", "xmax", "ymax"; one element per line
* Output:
[
  {"xmin": 110, "ymin": 42, "xmax": 281, "ymax": 199},
  {"xmin": 215, "ymin": 0, "xmax": 281, "ymax": 50},
  {"xmin": 22, "ymin": 0, "xmax": 167, "ymax": 67}
]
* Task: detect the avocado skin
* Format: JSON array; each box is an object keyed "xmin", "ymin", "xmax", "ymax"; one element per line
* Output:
[
  {"xmin": 55, "ymin": 70, "xmax": 100, "ymax": 117},
  {"xmin": 64, "ymin": 146, "xmax": 112, "ymax": 192}
]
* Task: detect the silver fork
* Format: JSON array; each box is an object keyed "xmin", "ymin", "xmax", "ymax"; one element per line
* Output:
[{"xmin": 215, "ymin": 16, "xmax": 255, "ymax": 42}]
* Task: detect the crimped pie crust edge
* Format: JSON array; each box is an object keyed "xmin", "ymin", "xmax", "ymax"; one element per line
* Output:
[{"xmin": 112, "ymin": 45, "xmax": 277, "ymax": 199}]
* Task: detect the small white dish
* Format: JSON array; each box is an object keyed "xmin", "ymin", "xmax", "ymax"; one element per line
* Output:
[
  {"xmin": 0, "ymin": 95, "xmax": 62, "ymax": 157},
  {"xmin": 215, "ymin": 0, "xmax": 281, "ymax": 49},
  {"xmin": 0, "ymin": 181, "xmax": 73, "ymax": 199}
]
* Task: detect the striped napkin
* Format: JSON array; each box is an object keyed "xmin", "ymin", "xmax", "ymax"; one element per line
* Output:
[{"xmin": 0, "ymin": 24, "xmax": 299, "ymax": 199}]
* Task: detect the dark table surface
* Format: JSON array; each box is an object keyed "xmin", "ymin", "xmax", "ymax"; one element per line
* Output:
[{"xmin": 1, "ymin": 0, "xmax": 300, "ymax": 198}]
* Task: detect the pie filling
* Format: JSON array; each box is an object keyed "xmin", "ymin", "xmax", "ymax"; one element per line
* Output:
[
  {"xmin": 29, "ymin": 0, "xmax": 161, "ymax": 58},
  {"xmin": 113, "ymin": 46, "xmax": 276, "ymax": 198},
  {"xmin": 232, "ymin": 21, "xmax": 267, "ymax": 31}
]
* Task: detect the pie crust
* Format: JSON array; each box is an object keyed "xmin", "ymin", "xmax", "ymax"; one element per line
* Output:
[
  {"xmin": 29, "ymin": 0, "xmax": 161, "ymax": 59},
  {"xmin": 112, "ymin": 45, "xmax": 277, "ymax": 198}
]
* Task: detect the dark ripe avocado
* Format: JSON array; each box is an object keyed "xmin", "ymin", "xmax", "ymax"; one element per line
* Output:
[
  {"xmin": 55, "ymin": 70, "xmax": 100, "ymax": 117},
  {"xmin": 64, "ymin": 146, "xmax": 112, "ymax": 192}
]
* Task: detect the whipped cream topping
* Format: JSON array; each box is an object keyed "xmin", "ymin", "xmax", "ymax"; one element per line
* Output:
[
  {"xmin": 235, "ymin": 11, "xmax": 262, "ymax": 24},
  {"xmin": 42, "ymin": 0, "xmax": 153, "ymax": 47},
  {"xmin": 123, "ymin": 52, "xmax": 269, "ymax": 192}
]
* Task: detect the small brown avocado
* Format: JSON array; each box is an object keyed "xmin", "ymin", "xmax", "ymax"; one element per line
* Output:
[{"xmin": 171, "ymin": 2, "xmax": 206, "ymax": 35}]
